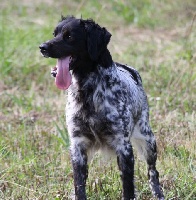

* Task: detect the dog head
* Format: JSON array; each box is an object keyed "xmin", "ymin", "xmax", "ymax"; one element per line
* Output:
[
  {"xmin": 40, "ymin": 16, "xmax": 112, "ymax": 65},
  {"xmin": 39, "ymin": 16, "xmax": 112, "ymax": 89}
]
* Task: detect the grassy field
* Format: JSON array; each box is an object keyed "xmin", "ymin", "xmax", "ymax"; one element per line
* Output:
[{"xmin": 0, "ymin": 0, "xmax": 195, "ymax": 199}]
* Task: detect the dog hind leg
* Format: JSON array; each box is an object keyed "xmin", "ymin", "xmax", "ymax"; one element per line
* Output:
[{"xmin": 131, "ymin": 121, "xmax": 164, "ymax": 200}]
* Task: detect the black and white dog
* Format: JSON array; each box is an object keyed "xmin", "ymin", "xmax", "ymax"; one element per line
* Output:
[{"xmin": 39, "ymin": 16, "xmax": 164, "ymax": 200}]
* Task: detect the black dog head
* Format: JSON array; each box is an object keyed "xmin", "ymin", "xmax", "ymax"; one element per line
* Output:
[
  {"xmin": 39, "ymin": 16, "xmax": 112, "ymax": 73},
  {"xmin": 40, "ymin": 16, "xmax": 86, "ymax": 60}
]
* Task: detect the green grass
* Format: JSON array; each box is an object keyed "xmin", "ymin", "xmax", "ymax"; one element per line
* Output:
[{"xmin": 0, "ymin": 0, "xmax": 196, "ymax": 199}]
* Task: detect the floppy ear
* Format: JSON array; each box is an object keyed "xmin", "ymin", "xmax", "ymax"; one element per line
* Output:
[{"xmin": 81, "ymin": 19, "xmax": 112, "ymax": 61}]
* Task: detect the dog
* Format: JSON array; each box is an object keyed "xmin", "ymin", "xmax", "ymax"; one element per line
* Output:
[{"xmin": 39, "ymin": 16, "xmax": 164, "ymax": 200}]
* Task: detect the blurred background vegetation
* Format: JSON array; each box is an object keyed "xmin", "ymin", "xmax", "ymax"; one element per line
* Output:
[{"xmin": 0, "ymin": 0, "xmax": 195, "ymax": 199}]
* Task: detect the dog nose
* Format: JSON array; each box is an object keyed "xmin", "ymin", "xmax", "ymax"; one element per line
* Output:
[{"xmin": 39, "ymin": 43, "xmax": 49, "ymax": 50}]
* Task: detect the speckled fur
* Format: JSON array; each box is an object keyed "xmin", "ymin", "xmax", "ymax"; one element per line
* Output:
[
  {"xmin": 40, "ymin": 16, "xmax": 164, "ymax": 200},
  {"xmin": 66, "ymin": 63, "xmax": 164, "ymax": 200}
]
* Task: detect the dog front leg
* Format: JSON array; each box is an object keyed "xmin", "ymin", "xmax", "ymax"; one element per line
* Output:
[{"xmin": 71, "ymin": 141, "xmax": 88, "ymax": 200}]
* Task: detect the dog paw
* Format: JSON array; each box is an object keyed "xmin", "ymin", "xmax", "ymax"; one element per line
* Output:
[{"xmin": 51, "ymin": 67, "xmax": 57, "ymax": 78}]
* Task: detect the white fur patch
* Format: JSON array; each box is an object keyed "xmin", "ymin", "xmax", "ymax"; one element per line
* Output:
[{"xmin": 131, "ymin": 123, "xmax": 155, "ymax": 161}]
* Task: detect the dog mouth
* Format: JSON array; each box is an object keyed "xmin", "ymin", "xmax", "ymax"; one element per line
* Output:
[
  {"xmin": 40, "ymin": 50, "xmax": 49, "ymax": 58},
  {"xmin": 50, "ymin": 56, "xmax": 76, "ymax": 90}
]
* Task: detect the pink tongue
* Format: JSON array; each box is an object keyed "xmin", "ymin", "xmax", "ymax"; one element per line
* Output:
[{"xmin": 55, "ymin": 57, "xmax": 72, "ymax": 90}]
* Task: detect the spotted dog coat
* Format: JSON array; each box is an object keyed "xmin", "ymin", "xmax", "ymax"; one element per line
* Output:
[{"xmin": 39, "ymin": 16, "xmax": 164, "ymax": 200}]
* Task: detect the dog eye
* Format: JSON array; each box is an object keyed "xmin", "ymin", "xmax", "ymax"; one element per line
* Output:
[{"xmin": 63, "ymin": 32, "xmax": 72, "ymax": 40}]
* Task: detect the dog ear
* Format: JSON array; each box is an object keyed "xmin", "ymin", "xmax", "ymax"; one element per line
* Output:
[{"xmin": 81, "ymin": 19, "xmax": 111, "ymax": 61}]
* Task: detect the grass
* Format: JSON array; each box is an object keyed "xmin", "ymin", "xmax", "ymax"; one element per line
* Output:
[{"xmin": 0, "ymin": 0, "xmax": 195, "ymax": 199}]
